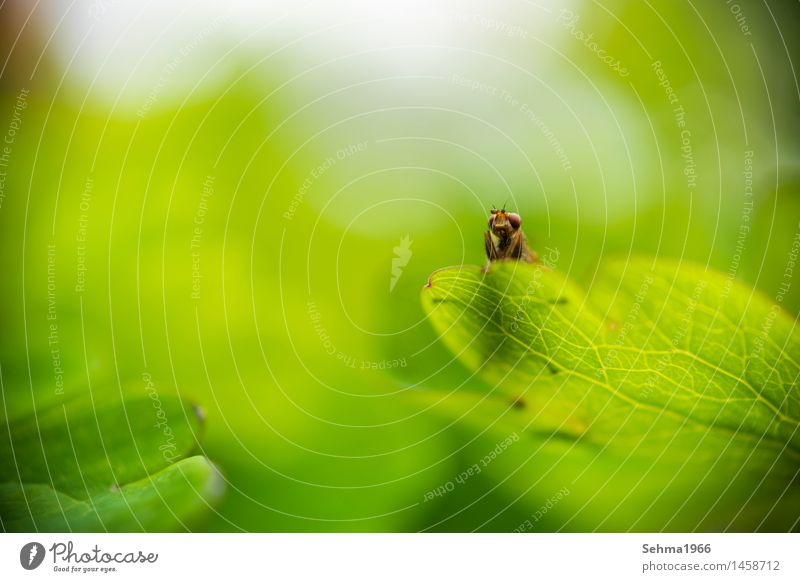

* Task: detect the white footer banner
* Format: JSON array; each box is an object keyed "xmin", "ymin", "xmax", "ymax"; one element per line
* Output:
[{"xmin": 0, "ymin": 533, "xmax": 796, "ymax": 581}]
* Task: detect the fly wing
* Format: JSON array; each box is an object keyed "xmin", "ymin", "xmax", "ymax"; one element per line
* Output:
[{"xmin": 506, "ymin": 230, "xmax": 537, "ymax": 263}]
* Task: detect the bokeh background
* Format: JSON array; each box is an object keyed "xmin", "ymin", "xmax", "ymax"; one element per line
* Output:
[{"xmin": 0, "ymin": 0, "xmax": 798, "ymax": 531}]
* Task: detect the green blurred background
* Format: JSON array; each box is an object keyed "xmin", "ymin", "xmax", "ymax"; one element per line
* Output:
[{"xmin": 0, "ymin": 0, "xmax": 798, "ymax": 531}]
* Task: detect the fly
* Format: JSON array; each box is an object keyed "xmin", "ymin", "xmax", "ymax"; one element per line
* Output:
[{"xmin": 484, "ymin": 207, "xmax": 537, "ymax": 266}]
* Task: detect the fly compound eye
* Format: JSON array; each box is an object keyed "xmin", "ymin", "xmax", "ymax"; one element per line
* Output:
[
  {"xmin": 488, "ymin": 214, "xmax": 495, "ymax": 228},
  {"xmin": 508, "ymin": 212, "xmax": 522, "ymax": 229}
]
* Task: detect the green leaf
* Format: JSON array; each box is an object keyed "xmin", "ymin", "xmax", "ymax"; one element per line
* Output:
[
  {"xmin": 421, "ymin": 258, "xmax": 800, "ymax": 530},
  {"xmin": 0, "ymin": 394, "xmax": 223, "ymax": 531},
  {"xmin": 0, "ymin": 456, "xmax": 223, "ymax": 531}
]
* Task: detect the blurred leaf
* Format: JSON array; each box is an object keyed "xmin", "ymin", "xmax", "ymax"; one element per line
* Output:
[
  {"xmin": 0, "ymin": 456, "xmax": 223, "ymax": 532},
  {"xmin": 0, "ymin": 394, "xmax": 223, "ymax": 531},
  {"xmin": 421, "ymin": 258, "xmax": 800, "ymax": 530}
]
